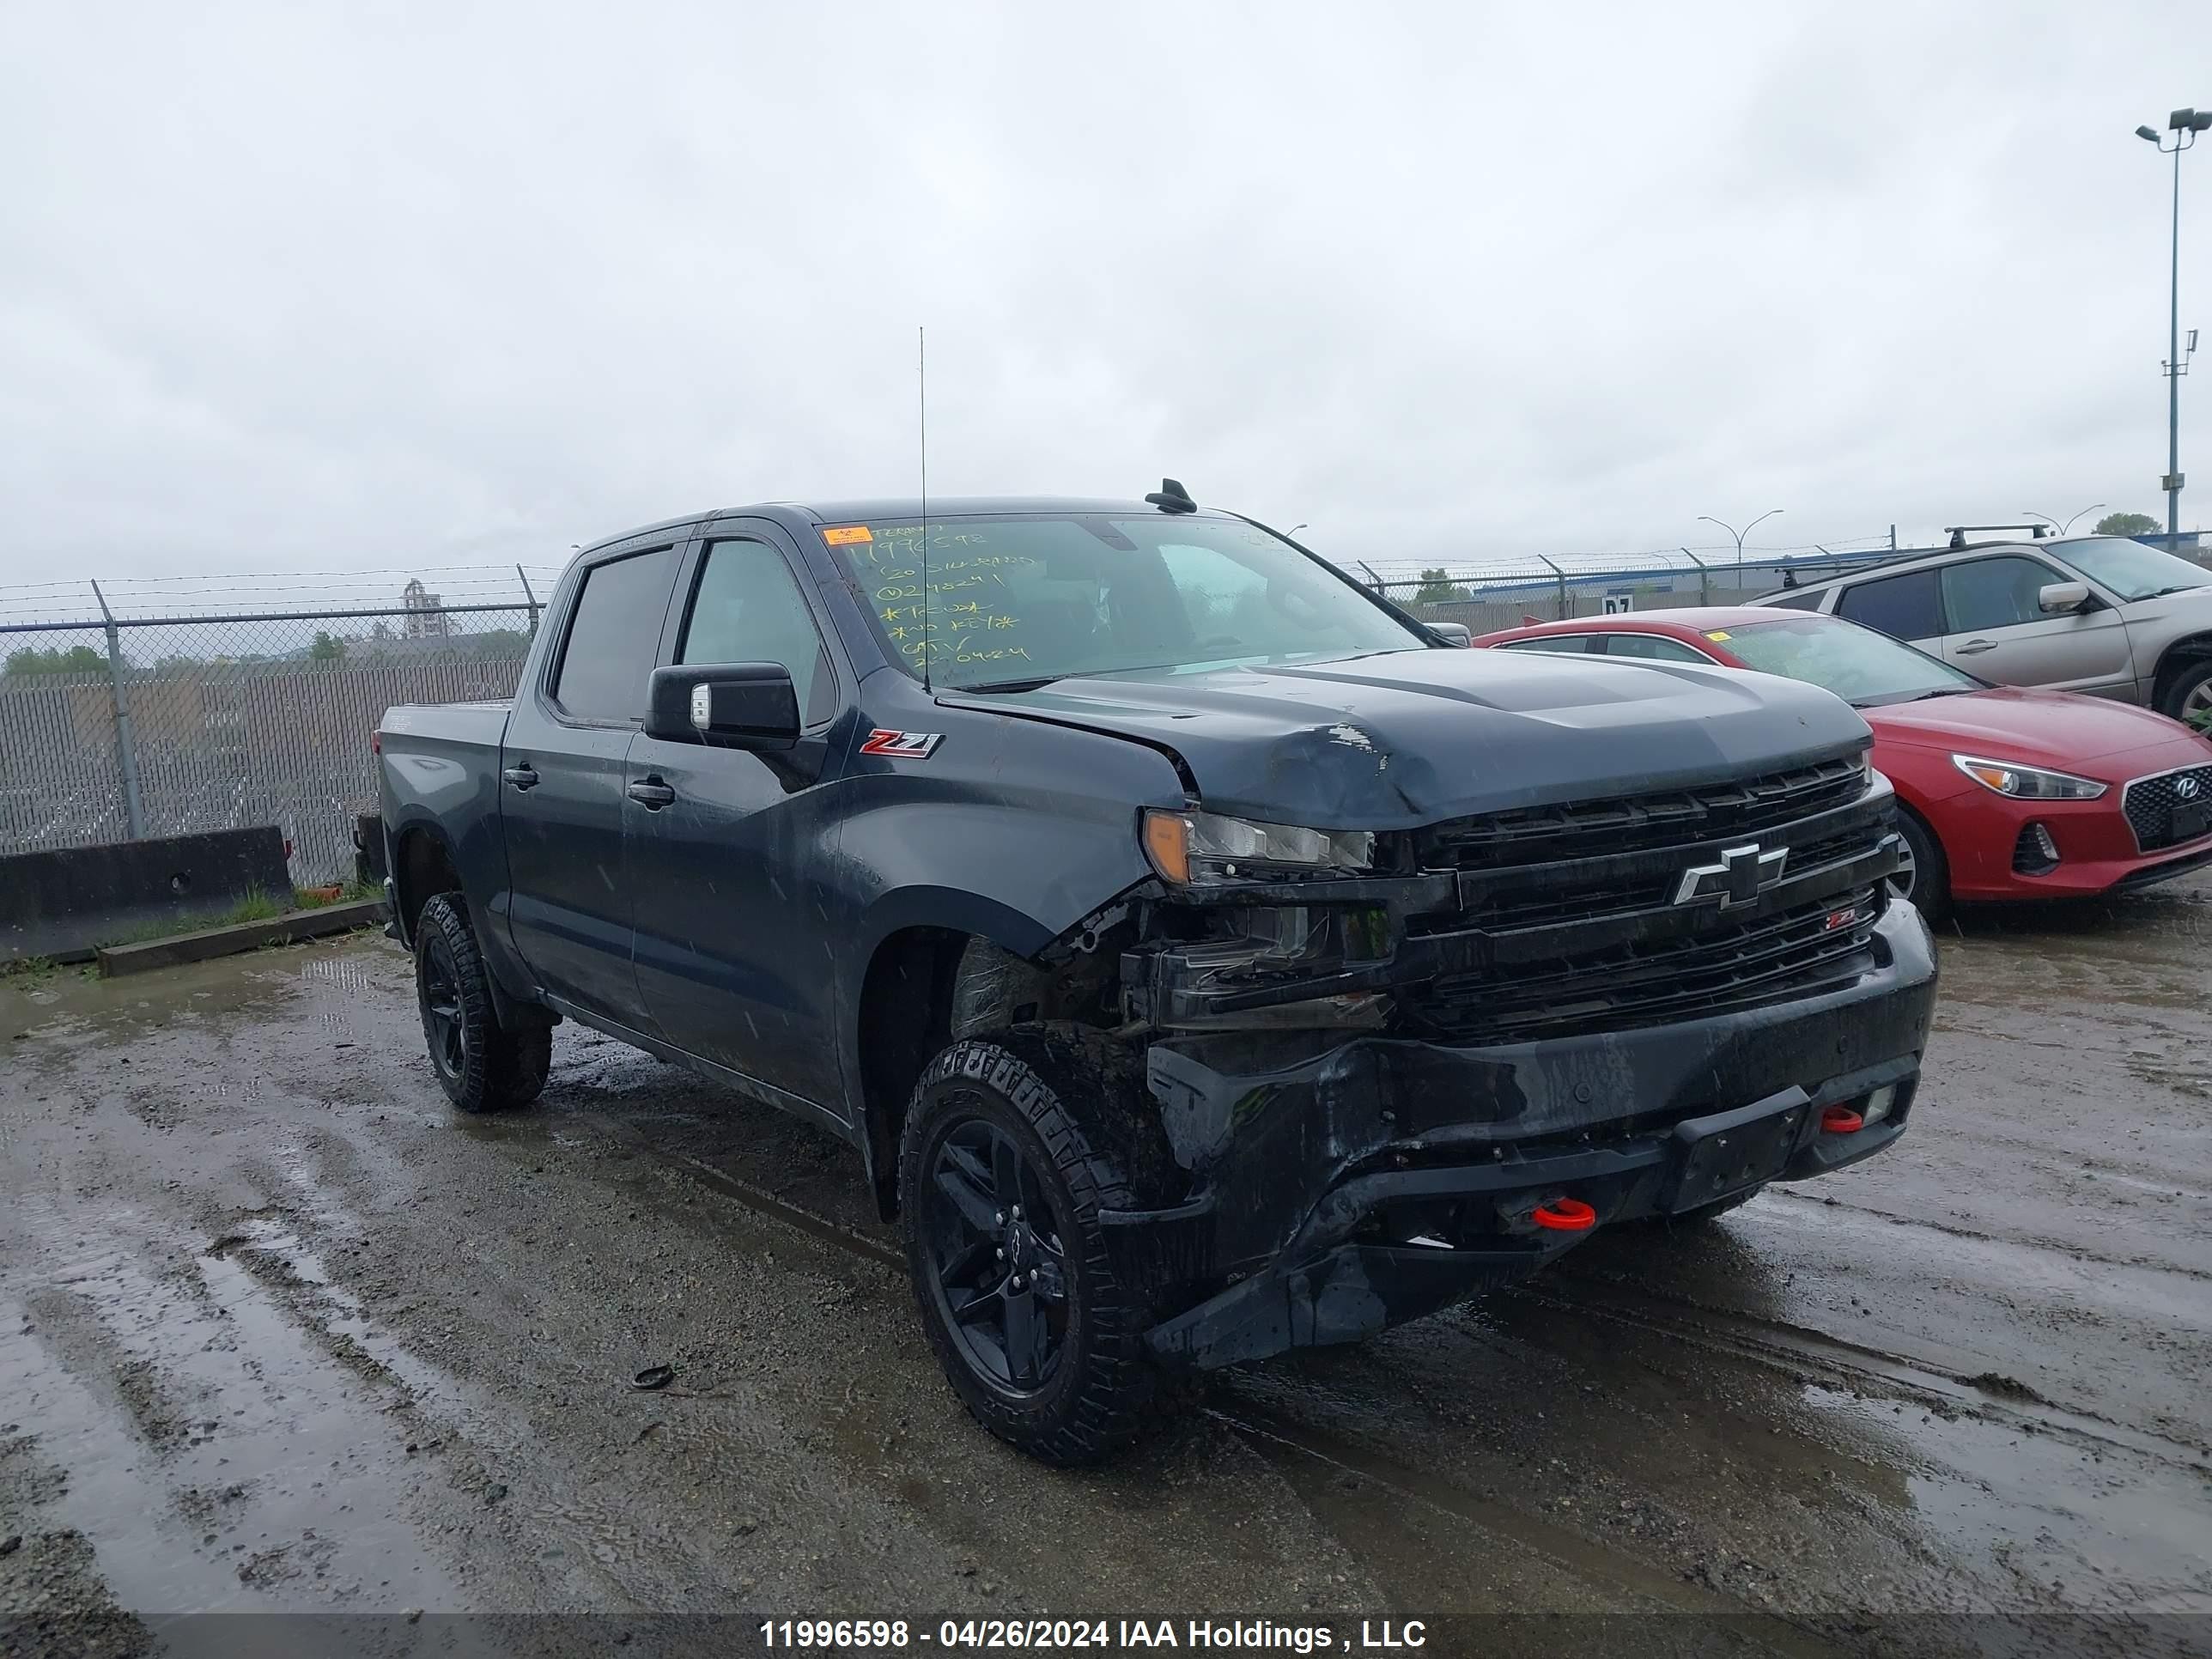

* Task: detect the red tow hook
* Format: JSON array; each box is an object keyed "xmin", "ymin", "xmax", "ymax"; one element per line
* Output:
[
  {"xmin": 1820, "ymin": 1106, "xmax": 1865, "ymax": 1135},
  {"xmin": 1532, "ymin": 1197, "xmax": 1597, "ymax": 1232}
]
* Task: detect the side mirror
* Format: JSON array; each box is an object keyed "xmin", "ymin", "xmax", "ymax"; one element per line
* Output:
[
  {"xmin": 2038, "ymin": 581, "xmax": 2092, "ymax": 615},
  {"xmin": 645, "ymin": 663, "xmax": 800, "ymax": 748},
  {"xmin": 1425, "ymin": 622, "xmax": 1474, "ymax": 647}
]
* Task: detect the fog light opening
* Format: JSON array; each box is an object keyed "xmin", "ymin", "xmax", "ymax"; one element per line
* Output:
[
  {"xmin": 1862, "ymin": 1085, "xmax": 1897, "ymax": 1126},
  {"xmin": 1820, "ymin": 1106, "xmax": 1865, "ymax": 1135},
  {"xmin": 2012, "ymin": 821, "xmax": 2062, "ymax": 876}
]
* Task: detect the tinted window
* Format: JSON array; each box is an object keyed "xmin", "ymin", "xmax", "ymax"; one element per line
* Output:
[
  {"xmin": 678, "ymin": 539, "xmax": 836, "ymax": 725},
  {"xmin": 1601, "ymin": 634, "xmax": 1710, "ymax": 663},
  {"xmin": 1495, "ymin": 636, "xmax": 1595, "ymax": 654},
  {"xmin": 551, "ymin": 548, "xmax": 678, "ymax": 721},
  {"xmin": 1942, "ymin": 556, "xmax": 2064, "ymax": 634},
  {"xmin": 1835, "ymin": 569, "xmax": 1942, "ymax": 641}
]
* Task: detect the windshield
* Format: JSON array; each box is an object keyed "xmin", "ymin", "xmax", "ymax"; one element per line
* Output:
[
  {"xmin": 1724, "ymin": 614, "xmax": 1978, "ymax": 707},
  {"xmin": 821, "ymin": 514, "xmax": 1428, "ymax": 690},
  {"xmin": 2054, "ymin": 537, "xmax": 2212, "ymax": 601}
]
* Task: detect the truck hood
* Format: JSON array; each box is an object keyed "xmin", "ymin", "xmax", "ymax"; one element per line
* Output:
[{"xmin": 938, "ymin": 650, "xmax": 1869, "ymax": 830}]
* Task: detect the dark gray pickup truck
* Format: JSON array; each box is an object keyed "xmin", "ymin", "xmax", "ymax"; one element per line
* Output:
[{"xmin": 377, "ymin": 483, "xmax": 1937, "ymax": 1463}]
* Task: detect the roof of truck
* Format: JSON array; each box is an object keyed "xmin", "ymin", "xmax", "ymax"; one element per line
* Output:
[
  {"xmin": 575, "ymin": 495, "xmax": 1244, "ymax": 558},
  {"xmin": 740, "ymin": 496, "xmax": 1229, "ymax": 523}
]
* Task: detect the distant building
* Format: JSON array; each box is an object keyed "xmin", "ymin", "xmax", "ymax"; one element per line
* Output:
[{"xmin": 402, "ymin": 580, "xmax": 450, "ymax": 639}]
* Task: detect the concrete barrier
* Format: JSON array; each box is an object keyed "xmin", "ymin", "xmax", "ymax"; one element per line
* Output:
[
  {"xmin": 95, "ymin": 897, "xmax": 386, "ymax": 977},
  {"xmin": 1, "ymin": 825, "xmax": 293, "ymax": 963}
]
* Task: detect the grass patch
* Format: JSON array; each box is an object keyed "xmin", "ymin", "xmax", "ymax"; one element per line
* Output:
[
  {"xmin": 9, "ymin": 883, "xmax": 383, "ymax": 969},
  {"xmin": 222, "ymin": 886, "xmax": 289, "ymax": 926},
  {"xmin": 100, "ymin": 884, "xmax": 302, "ymax": 949}
]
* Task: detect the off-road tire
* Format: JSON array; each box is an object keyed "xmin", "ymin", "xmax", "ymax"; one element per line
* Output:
[
  {"xmin": 1891, "ymin": 806, "xmax": 1950, "ymax": 925},
  {"xmin": 898, "ymin": 1037, "xmax": 1182, "ymax": 1464},
  {"xmin": 414, "ymin": 891, "xmax": 551, "ymax": 1114}
]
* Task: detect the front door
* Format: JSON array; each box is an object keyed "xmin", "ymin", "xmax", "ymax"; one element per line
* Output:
[
  {"xmin": 500, "ymin": 541, "xmax": 683, "ymax": 1023},
  {"xmin": 625, "ymin": 526, "xmax": 849, "ymax": 1111},
  {"xmin": 1935, "ymin": 555, "xmax": 2136, "ymax": 696}
]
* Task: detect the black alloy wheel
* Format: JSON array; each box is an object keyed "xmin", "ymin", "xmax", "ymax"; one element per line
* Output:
[
  {"xmin": 897, "ymin": 1036, "xmax": 1182, "ymax": 1463},
  {"xmin": 419, "ymin": 925, "xmax": 469, "ymax": 1083},
  {"xmin": 921, "ymin": 1115, "xmax": 1071, "ymax": 1393},
  {"xmin": 410, "ymin": 891, "xmax": 552, "ymax": 1113}
]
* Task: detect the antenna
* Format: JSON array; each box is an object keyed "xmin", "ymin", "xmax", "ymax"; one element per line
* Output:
[{"xmin": 918, "ymin": 325, "xmax": 932, "ymax": 693}]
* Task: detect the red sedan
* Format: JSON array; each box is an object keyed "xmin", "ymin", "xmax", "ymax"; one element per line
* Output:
[{"xmin": 1471, "ymin": 607, "xmax": 2212, "ymax": 917}]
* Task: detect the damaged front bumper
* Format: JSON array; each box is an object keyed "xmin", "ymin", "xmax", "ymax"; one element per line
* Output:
[{"xmin": 1103, "ymin": 901, "xmax": 1936, "ymax": 1371}]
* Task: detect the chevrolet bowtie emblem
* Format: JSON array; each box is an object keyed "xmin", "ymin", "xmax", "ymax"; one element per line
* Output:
[{"xmin": 1674, "ymin": 842, "xmax": 1789, "ymax": 910}]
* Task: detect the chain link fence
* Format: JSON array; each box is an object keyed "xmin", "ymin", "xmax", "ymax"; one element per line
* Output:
[
  {"xmin": 1374, "ymin": 557, "xmax": 1802, "ymax": 635},
  {"xmin": 2, "ymin": 598, "xmax": 538, "ymax": 882},
  {"xmin": 7, "ymin": 538, "xmax": 2205, "ymax": 883}
]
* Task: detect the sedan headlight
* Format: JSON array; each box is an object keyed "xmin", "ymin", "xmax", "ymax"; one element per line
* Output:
[
  {"xmin": 1142, "ymin": 808, "xmax": 1374, "ymax": 884},
  {"xmin": 1950, "ymin": 754, "xmax": 2108, "ymax": 800}
]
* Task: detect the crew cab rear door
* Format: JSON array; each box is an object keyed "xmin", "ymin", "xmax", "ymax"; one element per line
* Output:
[
  {"xmin": 499, "ymin": 538, "xmax": 683, "ymax": 1024},
  {"xmin": 623, "ymin": 523, "xmax": 850, "ymax": 1116}
]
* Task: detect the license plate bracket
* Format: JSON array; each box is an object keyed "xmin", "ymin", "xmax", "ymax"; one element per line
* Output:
[
  {"xmin": 1663, "ymin": 1088, "xmax": 1811, "ymax": 1213},
  {"xmin": 2171, "ymin": 801, "xmax": 2209, "ymax": 845}
]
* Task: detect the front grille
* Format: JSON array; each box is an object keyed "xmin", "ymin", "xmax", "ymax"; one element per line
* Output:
[
  {"xmin": 2123, "ymin": 766, "xmax": 2212, "ymax": 854},
  {"xmin": 1398, "ymin": 887, "xmax": 1881, "ymax": 1045},
  {"xmin": 1416, "ymin": 755, "xmax": 1868, "ymax": 872}
]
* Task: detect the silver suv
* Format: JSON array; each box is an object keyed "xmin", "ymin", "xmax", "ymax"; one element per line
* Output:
[{"xmin": 1759, "ymin": 535, "xmax": 2212, "ymax": 725}]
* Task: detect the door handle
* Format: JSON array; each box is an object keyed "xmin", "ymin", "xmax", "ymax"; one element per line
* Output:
[
  {"xmin": 626, "ymin": 778, "xmax": 677, "ymax": 809},
  {"xmin": 1955, "ymin": 639, "xmax": 1997, "ymax": 655},
  {"xmin": 501, "ymin": 765, "xmax": 540, "ymax": 790}
]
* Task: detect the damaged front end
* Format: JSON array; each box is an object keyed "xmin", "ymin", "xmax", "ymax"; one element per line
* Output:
[{"xmin": 1097, "ymin": 750, "xmax": 1939, "ymax": 1370}]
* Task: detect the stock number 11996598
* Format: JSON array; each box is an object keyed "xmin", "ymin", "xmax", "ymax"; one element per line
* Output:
[
  {"xmin": 759, "ymin": 1620, "xmax": 1123, "ymax": 1648},
  {"xmin": 758, "ymin": 1621, "xmax": 909, "ymax": 1648}
]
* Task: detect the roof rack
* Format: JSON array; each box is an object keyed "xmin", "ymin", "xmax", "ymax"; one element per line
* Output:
[{"xmin": 1943, "ymin": 523, "xmax": 2050, "ymax": 550}]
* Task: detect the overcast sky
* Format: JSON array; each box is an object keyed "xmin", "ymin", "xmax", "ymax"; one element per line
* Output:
[{"xmin": 2, "ymin": 1, "xmax": 2206, "ymax": 610}]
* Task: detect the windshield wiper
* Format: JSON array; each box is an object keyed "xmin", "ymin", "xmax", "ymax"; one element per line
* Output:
[
  {"xmin": 952, "ymin": 675, "xmax": 1063, "ymax": 694},
  {"xmin": 2149, "ymin": 585, "xmax": 2204, "ymax": 598},
  {"xmin": 1851, "ymin": 688, "xmax": 1972, "ymax": 707}
]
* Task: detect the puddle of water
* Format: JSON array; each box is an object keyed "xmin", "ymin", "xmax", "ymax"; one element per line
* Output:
[
  {"xmin": 0, "ymin": 1218, "xmax": 471, "ymax": 1629},
  {"xmin": 1801, "ymin": 1385, "xmax": 2212, "ymax": 1613}
]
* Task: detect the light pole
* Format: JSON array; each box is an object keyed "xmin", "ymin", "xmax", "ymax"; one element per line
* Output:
[
  {"xmin": 1286, "ymin": 523, "xmax": 1310, "ymax": 538},
  {"xmin": 2138, "ymin": 107, "xmax": 2210, "ymax": 546},
  {"xmin": 1698, "ymin": 508, "xmax": 1784, "ymax": 570},
  {"xmin": 2023, "ymin": 503, "xmax": 2104, "ymax": 536}
]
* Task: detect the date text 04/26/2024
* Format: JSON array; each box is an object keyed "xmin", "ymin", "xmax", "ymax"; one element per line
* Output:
[{"xmin": 757, "ymin": 1621, "xmax": 1428, "ymax": 1651}]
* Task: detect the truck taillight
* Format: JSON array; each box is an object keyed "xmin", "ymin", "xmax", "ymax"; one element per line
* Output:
[{"xmin": 371, "ymin": 730, "xmax": 380, "ymax": 755}]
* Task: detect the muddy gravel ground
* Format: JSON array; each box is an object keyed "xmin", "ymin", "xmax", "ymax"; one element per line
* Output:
[{"xmin": 3, "ymin": 886, "xmax": 2210, "ymax": 1659}]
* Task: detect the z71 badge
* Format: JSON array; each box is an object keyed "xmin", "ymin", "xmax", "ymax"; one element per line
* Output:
[{"xmin": 860, "ymin": 729, "xmax": 944, "ymax": 758}]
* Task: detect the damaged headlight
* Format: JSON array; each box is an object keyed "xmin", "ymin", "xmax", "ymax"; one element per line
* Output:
[
  {"xmin": 1143, "ymin": 903, "xmax": 1394, "ymax": 1030},
  {"xmin": 1142, "ymin": 808, "xmax": 1375, "ymax": 885}
]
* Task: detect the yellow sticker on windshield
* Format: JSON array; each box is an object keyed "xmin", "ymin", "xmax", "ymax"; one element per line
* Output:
[
  {"xmin": 1704, "ymin": 629, "xmax": 1732, "ymax": 641},
  {"xmin": 822, "ymin": 525, "xmax": 873, "ymax": 545}
]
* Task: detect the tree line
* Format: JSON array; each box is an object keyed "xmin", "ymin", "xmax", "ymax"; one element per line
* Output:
[{"xmin": 5, "ymin": 629, "xmax": 532, "ymax": 678}]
